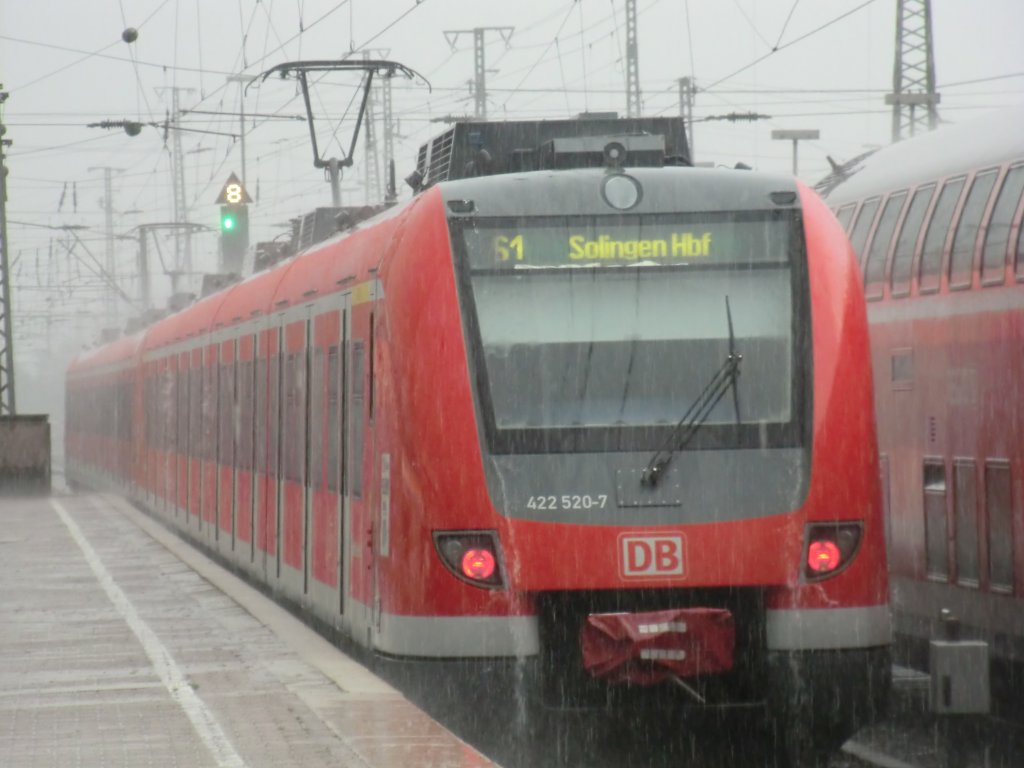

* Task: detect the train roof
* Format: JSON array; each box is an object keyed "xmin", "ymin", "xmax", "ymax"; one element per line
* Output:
[
  {"xmin": 67, "ymin": 331, "xmax": 145, "ymax": 376},
  {"xmin": 822, "ymin": 104, "xmax": 1024, "ymax": 204},
  {"xmin": 437, "ymin": 166, "xmax": 801, "ymax": 218}
]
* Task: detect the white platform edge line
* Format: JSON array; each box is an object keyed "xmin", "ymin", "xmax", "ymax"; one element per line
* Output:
[
  {"xmin": 99, "ymin": 492, "xmax": 399, "ymax": 697},
  {"xmin": 842, "ymin": 739, "xmax": 922, "ymax": 768},
  {"xmin": 51, "ymin": 497, "xmax": 249, "ymax": 768}
]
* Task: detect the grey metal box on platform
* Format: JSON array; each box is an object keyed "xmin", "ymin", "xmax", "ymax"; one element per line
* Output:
[{"xmin": 929, "ymin": 640, "xmax": 990, "ymax": 714}]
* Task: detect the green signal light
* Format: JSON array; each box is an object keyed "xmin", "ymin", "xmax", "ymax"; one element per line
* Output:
[{"xmin": 221, "ymin": 214, "xmax": 236, "ymax": 231}]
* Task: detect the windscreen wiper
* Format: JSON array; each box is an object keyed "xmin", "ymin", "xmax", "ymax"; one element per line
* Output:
[{"xmin": 640, "ymin": 297, "xmax": 742, "ymax": 487}]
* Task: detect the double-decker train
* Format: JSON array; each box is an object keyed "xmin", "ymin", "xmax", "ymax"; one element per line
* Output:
[
  {"xmin": 66, "ymin": 117, "xmax": 890, "ymax": 765},
  {"xmin": 822, "ymin": 106, "xmax": 1024, "ymax": 681}
]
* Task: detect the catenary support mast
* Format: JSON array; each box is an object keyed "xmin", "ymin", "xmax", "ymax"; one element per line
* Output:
[{"xmin": 886, "ymin": 0, "xmax": 940, "ymax": 142}]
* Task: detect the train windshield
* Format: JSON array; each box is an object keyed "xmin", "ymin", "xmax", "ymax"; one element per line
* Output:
[{"xmin": 453, "ymin": 211, "xmax": 809, "ymax": 453}]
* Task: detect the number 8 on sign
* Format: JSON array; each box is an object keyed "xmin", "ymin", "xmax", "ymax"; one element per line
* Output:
[{"xmin": 225, "ymin": 183, "xmax": 243, "ymax": 204}]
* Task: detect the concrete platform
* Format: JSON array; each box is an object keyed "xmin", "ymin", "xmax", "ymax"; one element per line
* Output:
[{"xmin": 0, "ymin": 492, "xmax": 497, "ymax": 768}]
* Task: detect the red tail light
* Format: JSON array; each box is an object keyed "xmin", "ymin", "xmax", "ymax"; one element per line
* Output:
[
  {"xmin": 434, "ymin": 531, "xmax": 505, "ymax": 588},
  {"xmin": 461, "ymin": 549, "xmax": 496, "ymax": 580},
  {"xmin": 803, "ymin": 522, "xmax": 862, "ymax": 580}
]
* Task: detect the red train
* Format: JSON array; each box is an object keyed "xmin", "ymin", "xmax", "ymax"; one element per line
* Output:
[
  {"xmin": 66, "ymin": 118, "xmax": 890, "ymax": 765},
  {"xmin": 822, "ymin": 107, "xmax": 1024, "ymax": 677}
]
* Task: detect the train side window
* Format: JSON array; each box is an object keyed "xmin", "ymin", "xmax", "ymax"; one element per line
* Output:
[
  {"xmin": 255, "ymin": 356, "xmax": 267, "ymax": 474},
  {"xmin": 218, "ymin": 360, "xmax": 235, "ymax": 468},
  {"xmin": 863, "ymin": 191, "xmax": 906, "ymax": 299},
  {"xmin": 189, "ymin": 359, "xmax": 203, "ymax": 461},
  {"xmin": 949, "ymin": 169, "xmax": 998, "ymax": 289},
  {"xmin": 848, "ymin": 197, "xmax": 880, "ymax": 268},
  {"xmin": 923, "ymin": 459, "xmax": 949, "ymax": 580},
  {"xmin": 166, "ymin": 362, "xmax": 177, "ymax": 457},
  {"xmin": 269, "ymin": 350, "xmax": 281, "ymax": 478},
  {"xmin": 919, "ymin": 176, "xmax": 966, "ymax": 293},
  {"xmin": 177, "ymin": 362, "xmax": 188, "ymax": 461},
  {"xmin": 953, "ymin": 459, "xmax": 980, "ymax": 587},
  {"xmin": 204, "ymin": 358, "xmax": 218, "ymax": 462},
  {"xmin": 350, "ymin": 342, "xmax": 365, "ymax": 499},
  {"xmin": 311, "ymin": 347, "xmax": 325, "ymax": 489},
  {"xmin": 835, "ymin": 203, "xmax": 856, "ymax": 232},
  {"xmin": 986, "ymin": 460, "xmax": 1014, "ymax": 593},
  {"xmin": 284, "ymin": 353, "xmax": 298, "ymax": 482},
  {"xmin": 982, "ymin": 164, "xmax": 1024, "ymax": 285},
  {"xmin": 326, "ymin": 345, "xmax": 341, "ymax": 493},
  {"xmin": 238, "ymin": 360, "xmax": 253, "ymax": 471},
  {"xmin": 891, "ymin": 183, "xmax": 935, "ymax": 296}
]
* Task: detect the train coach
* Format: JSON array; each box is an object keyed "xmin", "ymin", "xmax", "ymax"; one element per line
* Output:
[
  {"xmin": 821, "ymin": 106, "xmax": 1024, "ymax": 687},
  {"xmin": 67, "ymin": 117, "xmax": 890, "ymax": 766}
]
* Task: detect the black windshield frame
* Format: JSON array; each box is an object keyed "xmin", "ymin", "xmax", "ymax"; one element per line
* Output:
[{"xmin": 450, "ymin": 210, "xmax": 813, "ymax": 455}]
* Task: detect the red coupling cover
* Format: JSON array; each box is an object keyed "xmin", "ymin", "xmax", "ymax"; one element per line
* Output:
[{"xmin": 581, "ymin": 608, "xmax": 735, "ymax": 685}]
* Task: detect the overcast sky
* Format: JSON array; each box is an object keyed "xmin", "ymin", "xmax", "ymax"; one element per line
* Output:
[{"xmin": 1, "ymin": 0, "xmax": 1022, "ymax": 380}]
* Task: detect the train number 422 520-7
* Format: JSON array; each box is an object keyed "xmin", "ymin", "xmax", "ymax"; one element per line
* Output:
[{"xmin": 526, "ymin": 494, "xmax": 609, "ymax": 511}]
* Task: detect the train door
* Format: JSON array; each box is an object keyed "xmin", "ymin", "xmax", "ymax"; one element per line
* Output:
[
  {"xmin": 307, "ymin": 298, "xmax": 347, "ymax": 625},
  {"xmin": 256, "ymin": 322, "xmax": 282, "ymax": 583},
  {"xmin": 217, "ymin": 335, "xmax": 237, "ymax": 554},
  {"xmin": 347, "ymin": 295, "xmax": 374, "ymax": 646},
  {"xmin": 236, "ymin": 330, "xmax": 258, "ymax": 571},
  {"xmin": 336, "ymin": 300, "xmax": 350, "ymax": 624},
  {"xmin": 178, "ymin": 350, "xmax": 191, "ymax": 523},
  {"xmin": 278, "ymin": 306, "xmax": 312, "ymax": 600}
]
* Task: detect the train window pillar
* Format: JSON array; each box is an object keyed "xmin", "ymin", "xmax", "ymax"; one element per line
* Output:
[
  {"xmin": 923, "ymin": 459, "xmax": 950, "ymax": 580},
  {"xmin": 920, "ymin": 177, "xmax": 966, "ymax": 293},
  {"xmin": 953, "ymin": 458, "xmax": 980, "ymax": 587},
  {"xmin": 949, "ymin": 169, "xmax": 998, "ymax": 289},
  {"xmin": 982, "ymin": 164, "xmax": 1024, "ymax": 285},
  {"xmin": 985, "ymin": 460, "xmax": 1014, "ymax": 593}
]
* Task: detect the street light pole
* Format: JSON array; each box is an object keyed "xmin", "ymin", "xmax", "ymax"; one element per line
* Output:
[
  {"xmin": 771, "ymin": 129, "xmax": 820, "ymax": 176},
  {"xmin": 227, "ymin": 75, "xmax": 257, "ymax": 189}
]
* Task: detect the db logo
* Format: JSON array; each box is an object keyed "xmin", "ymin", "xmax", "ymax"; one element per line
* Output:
[{"xmin": 619, "ymin": 534, "xmax": 686, "ymax": 579}]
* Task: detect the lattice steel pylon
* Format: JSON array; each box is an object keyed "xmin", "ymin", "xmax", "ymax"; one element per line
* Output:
[
  {"xmin": 0, "ymin": 86, "xmax": 15, "ymax": 415},
  {"xmin": 443, "ymin": 27, "xmax": 514, "ymax": 120},
  {"xmin": 625, "ymin": 0, "xmax": 641, "ymax": 118},
  {"xmin": 886, "ymin": 0, "xmax": 940, "ymax": 143}
]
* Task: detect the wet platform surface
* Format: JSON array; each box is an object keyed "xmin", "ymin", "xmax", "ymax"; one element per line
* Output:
[{"xmin": 0, "ymin": 492, "xmax": 494, "ymax": 768}]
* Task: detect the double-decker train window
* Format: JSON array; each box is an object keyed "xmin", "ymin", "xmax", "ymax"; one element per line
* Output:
[
  {"xmin": 923, "ymin": 459, "xmax": 949, "ymax": 580},
  {"xmin": 953, "ymin": 459, "xmax": 980, "ymax": 587},
  {"xmin": 919, "ymin": 176, "xmax": 966, "ymax": 293},
  {"xmin": 891, "ymin": 184, "xmax": 935, "ymax": 296},
  {"xmin": 863, "ymin": 191, "xmax": 906, "ymax": 299},
  {"xmin": 835, "ymin": 203, "xmax": 856, "ymax": 233},
  {"xmin": 848, "ymin": 197, "xmax": 880, "ymax": 267},
  {"xmin": 949, "ymin": 169, "xmax": 998, "ymax": 289},
  {"xmin": 986, "ymin": 460, "xmax": 1014, "ymax": 593},
  {"xmin": 981, "ymin": 163, "xmax": 1024, "ymax": 284}
]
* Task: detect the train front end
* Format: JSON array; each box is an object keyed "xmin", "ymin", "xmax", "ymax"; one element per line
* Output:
[{"xmin": 382, "ymin": 162, "xmax": 889, "ymax": 759}]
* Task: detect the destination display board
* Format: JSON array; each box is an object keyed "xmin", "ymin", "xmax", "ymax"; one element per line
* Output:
[{"xmin": 461, "ymin": 215, "xmax": 791, "ymax": 269}]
